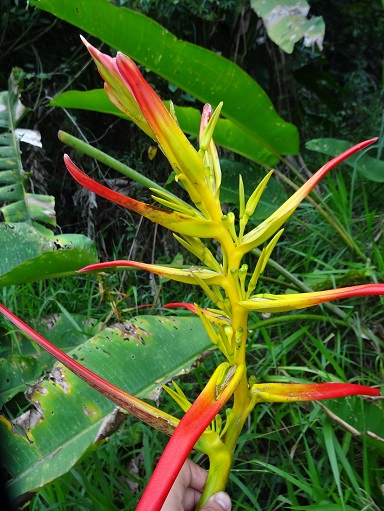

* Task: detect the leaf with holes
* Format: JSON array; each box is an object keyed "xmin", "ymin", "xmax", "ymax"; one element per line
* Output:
[
  {"xmin": 251, "ymin": 0, "xmax": 325, "ymax": 54},
  {"xmin": 0, "ymin": 313, "xmax": 100, "ymax": 406},
  {"xmin": 0, "ymin": 315, "xmax": 212, "ymax": 499}
]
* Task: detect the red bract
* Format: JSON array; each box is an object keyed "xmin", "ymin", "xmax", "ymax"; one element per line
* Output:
[
  {"xmin": 241, "ymin": 283, "xmax": 384, "ymax": 312},
  {"xmin": 250, "ymin": 382, "xmax": 380, "ymax": 403},
  {"xmin": 63, "ymin": 154, "xmax": 224, "ymax": 238}
]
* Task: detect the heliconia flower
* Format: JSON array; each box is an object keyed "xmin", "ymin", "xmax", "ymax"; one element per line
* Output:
[
  {"xmin": 78, "ymin": 259, "xmax": 226, "ymax": 286},
  {"xmin": 239, "ymin": 138, "xmax": 378, "ymax": 254},
  {"xmin": 63, "ymin": 155, "xmax": 226, "ymax": 239},
  {"xmin": 82, "ymin": 38, "xmax": 221, "ymax": 216},
  {"xmin": 250, "ymin": 382, "xmax": 381, "ymax": 403},
  {"xmin": 240, "ymin": 283, "xmax": 384, "ymax": 313}
]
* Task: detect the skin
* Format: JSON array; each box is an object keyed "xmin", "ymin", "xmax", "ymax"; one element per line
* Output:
[{"xmin": 161, "ymin": 459, "xmax": 231, "ymax": 511}]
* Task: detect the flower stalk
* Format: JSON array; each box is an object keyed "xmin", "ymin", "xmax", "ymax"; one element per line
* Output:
[{"xmin": 59, "ymin": 41, "xmax": 384, "ymax": 509}]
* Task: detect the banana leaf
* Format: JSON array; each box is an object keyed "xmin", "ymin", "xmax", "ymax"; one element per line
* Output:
[
  {"xmin": 0, "ymin": 74, "xmax": 55, "ymax": 226},
  {"xmin": 0, "ymin": 314, "xmax": 212, "ymax": 499},
  {"xmin": 30, "ymin": 0, "xmax": 299, "ymax": 166}
]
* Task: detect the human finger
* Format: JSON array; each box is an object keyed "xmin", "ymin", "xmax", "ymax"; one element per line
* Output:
[{"xmin": 201, "ymin": 492, "xmax": 232, "ymax": 511}]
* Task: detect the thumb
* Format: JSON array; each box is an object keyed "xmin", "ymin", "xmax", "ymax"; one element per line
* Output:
[{"xmin": 200, "ymin": 492, "xmax": 232, "ymax": 511}]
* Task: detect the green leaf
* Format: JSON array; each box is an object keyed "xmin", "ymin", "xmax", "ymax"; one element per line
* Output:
[
  {"xmin": 0, "ymin": 74, "xmax": 56, "ymax": 226},
  {"xmin": 53, "ymin": 90, "xmax": 279, "ymax": 167},
  {"xmin": 251, "ymin": 0, "xmax": 325, "ymax": 54},
  {"xmin": 290, "ymin": 504, "xmax": 359, "ymax": 511},
  {"xmin": 306, "ymin": 138, "xmax": 384, "ymax": 182},
  {"xmin": 30, "ymin": 0, "xmax": 299, "ymax": 165},
  {"xmin": 251, "ymin": 459, "xmax": 314, "ymax": 496},
  {"xmin": 322, "ymin": 418, "xmax": 343, "ymax": 504},
  {"xmin": 0, "ymin": 223, "xmax": 99, "ymax": 286},
  {"xmin": 0, "ymin": 314, "xmax": 100, "ymax": 406},
  {"xmin": 0, "ymin": 315, "xmax": 212, "ymax": 498}
]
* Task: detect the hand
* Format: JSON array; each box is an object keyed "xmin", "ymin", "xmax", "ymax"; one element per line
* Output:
[{"xmin": 161, "ymin": 459, "xmax": 231, "ymax": 511}]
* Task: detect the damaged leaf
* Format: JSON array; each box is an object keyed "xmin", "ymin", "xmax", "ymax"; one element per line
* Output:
[
  {"xmin": 251, "ymin": 0, "xmax": 325, "ymax": 54},
  {"xmin": 0, "ymin": 223, "xmax": 98, "ymax": 287},
  {"xmin": 0, "ymin": 313, "xmax": 98, "ymax": 406},
  {"xmin": 0, "ymin": 315, "xmax": 211, "ymax": 499}
]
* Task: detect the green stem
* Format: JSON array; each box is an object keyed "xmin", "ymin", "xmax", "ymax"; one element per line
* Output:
[
  {"xmin": 196, "ymin": 439, "xmax": 233, "ymax": 510},
  {"xmin": 213, "ymin": 305, "xmax": 251, "ymax": 478},
  {"xmin": 58, "ymin": 130, "xmax": 168, "ymax": 193}
]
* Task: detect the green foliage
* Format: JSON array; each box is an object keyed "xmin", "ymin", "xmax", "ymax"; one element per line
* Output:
[
  {"xmin": 0, "ymin": 73, "xmax": 98, "ymax": 286},
  {"xmin": 0, "ymin": 72, "xmax": 55, "ymax": 226},
  {"xmin": 0, "ymin": 224, "xmax": 98, "ymax": 287},
  {"xmin": 30, "ymin": 0, "xmax": 299, "ymax": 166},
  {"xmin": 0, "ymin": 314, "xmax": 211, "ymax": 498},
  {"xmin": 324, "ymin": 397, "xmax": 384, "ymax": 457}
]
